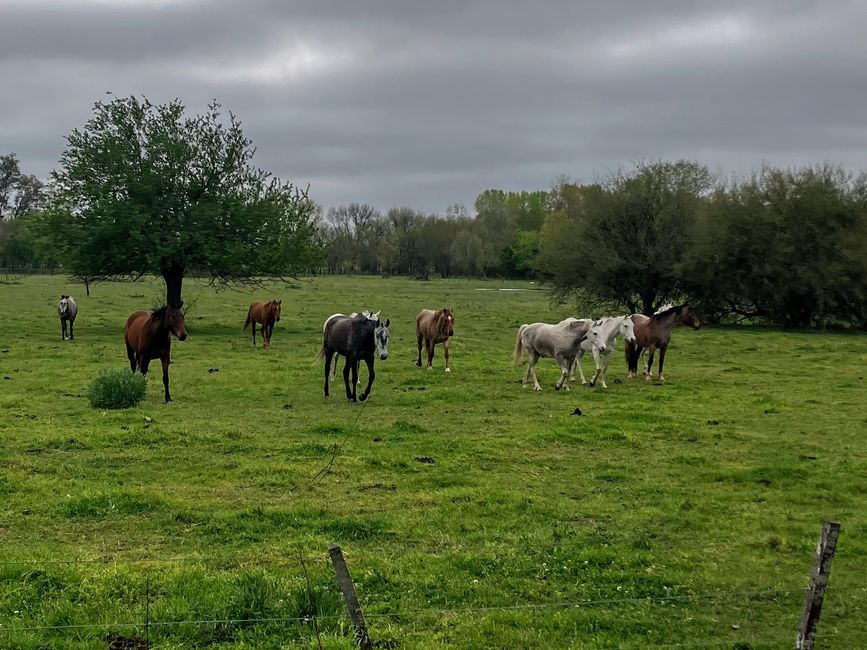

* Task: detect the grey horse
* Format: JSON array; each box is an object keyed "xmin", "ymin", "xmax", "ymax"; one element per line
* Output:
[
  {"xmin": 57, "ymin": 295, "xmax": 78, "ymax": 340},
  {"xmin": 513, "ymin": 318, "xmax": 603, "ymax": 391}
]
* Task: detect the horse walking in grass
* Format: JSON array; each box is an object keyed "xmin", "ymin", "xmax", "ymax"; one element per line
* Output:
[
  {"xmin": 323, "ymin": 310, "xmax": 375, "ymax": 380},
  {"xmin": 124, "ymin": 306, "xmax": 187, "ymax": 403},
  {"xmin": 625, "ymin": 304, "xmax": 700, "ymax": 383},
  {"xmin": 569, "ymin": 315, "xmax": 636, "ymax": 388},
  {"xmin": 416, "ymin": 308, "xmax": 455, "ymax": 372},
  {"xmin": 244, "ymin": 300, "xmax": 281, "ymax": 348},
  {"xmin": 316, "ymin": 312, "xmax": 390, "ymax": 402},
  {"xmin": 513, "ymin": 319, "xmax": 602, "ymax": 391},
  {"xmin": 57, "ymin": 295, "xmax": 77, "ymax": 341}
]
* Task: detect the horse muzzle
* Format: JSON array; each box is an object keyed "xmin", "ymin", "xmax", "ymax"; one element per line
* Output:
[
  {"xmin": 178, "ymin": 333, "xmax": 188, "ymax": 341},
  {"xmin": 379, "ymin": 353, "xmax": 388, "ymax": 361}
]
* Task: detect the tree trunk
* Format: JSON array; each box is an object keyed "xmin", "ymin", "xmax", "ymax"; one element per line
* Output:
[
  {"xmin": 640, "ymin": 290, "xmax": 657, "ymax": 316},
  {"xmin": 161, "ymin": 264, "xmax": 185, "ymax": 308}
]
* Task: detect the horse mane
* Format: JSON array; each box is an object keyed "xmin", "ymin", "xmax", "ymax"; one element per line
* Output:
[
  {"xmin": 150, "ymin": 305, "xmax": 170, "ymax": 321},
  {"xmin": 651, "ymin": 304, "xmax": 687, "ymax": 320}
]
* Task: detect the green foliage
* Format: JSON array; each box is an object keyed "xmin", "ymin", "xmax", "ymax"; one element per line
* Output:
[
  {"xmin": 50, "ymin": 95, "xmax": 322, "ymax": 306},
  {"xmin": 86, "ymin": 367, "xmax": 148, "ymax": 409}
]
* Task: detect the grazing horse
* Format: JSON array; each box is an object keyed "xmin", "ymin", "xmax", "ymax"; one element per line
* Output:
[
  {"xmin": 316, "ymin": 312, "xmax": 390, "ymax": 402},
  {"xmin": 513, "ymin": 319, "xmax": 602, "ymax": 391},
  {"xmin": 625, "ymin": 304, "xmax": 700, "ymax": 383},
  {"xmin": 57, "ymin": 295, "xmax": 78, "ymax": 341},
  {"xmin": 569, "ymin": 315, "xmax": 636, "ymax": 388},
  {"xmin": 323, "ymin": 310, "xmax": 375, "ymax": 380},
  {"xmin": 124, "ymin": 306, "xmax": 188, "ymax": 403},
  {"xmin": 416, "ymin": 308, "xmax": 455, "ymax": 372},
  {"xmin": 244, "ymin": 300, "xmax": 282, "ymax": 348}
]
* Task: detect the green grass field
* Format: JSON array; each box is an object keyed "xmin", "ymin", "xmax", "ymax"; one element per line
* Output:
[{"xmin": 1, "ymin": 274, "xmax": 865, "ymax": 649}]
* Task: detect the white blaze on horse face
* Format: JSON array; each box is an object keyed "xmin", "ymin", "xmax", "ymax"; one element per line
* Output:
[{"xmin": 374, "ymin": 324, "xmax": 389, "ymax": 360}]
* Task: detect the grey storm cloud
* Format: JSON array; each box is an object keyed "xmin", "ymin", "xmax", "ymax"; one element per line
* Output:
[{"xmin": 2, "ymin": 0, "xmax": 867, "ymax": 213}]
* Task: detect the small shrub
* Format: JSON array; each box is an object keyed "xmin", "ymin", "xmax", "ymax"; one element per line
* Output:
[{"xmin": 87, "ymin": 368, "xmax": 147, "ymax": 409}]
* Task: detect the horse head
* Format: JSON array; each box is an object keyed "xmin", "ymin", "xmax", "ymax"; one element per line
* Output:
[
  {"xmin": 164, "ymin": 306, "xmax": 188, "ymax": 341},
  {"xmin": 271, "ymin": 300, "xmax": 282, "ymax": 322},
  {"xmin": 58, "ymin": 296, "xmax": 70, "ymax": 315},
  {"xmin": 374, "ymin": 317, "xmax": 390, "ymax": 361},
  {"xmin": 589, "ymin": 319, "xmax": 606, "ymax": 354},
  {"xmin": 680, "ymin": 304, "xmax": 701, "ymax": 330},
  {"xmin": 440, "ymin": 308, "xmax": 455, "ymax": 337},
  {"xmin": 619, "ymin": 315, "xmax": 637, "ymax": 344}
]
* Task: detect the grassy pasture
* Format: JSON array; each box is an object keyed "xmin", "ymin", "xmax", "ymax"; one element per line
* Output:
[{"xmin": 0, "ymin": 274, "xmax": 866, "ymax": 649}]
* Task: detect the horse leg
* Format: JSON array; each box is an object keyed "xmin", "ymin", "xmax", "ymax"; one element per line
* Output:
[
  {"xmin": 350, "ymin": 360, "xmax": 360, "ymax": 402},
  {"xmin": 359, "ymin": 356, "xmax": 375, "ymax": 401},
  {"xmin": 126, "ymin": 342, "xmax": 136, "ymax": 372},
  {"xmin": 69, "ymin": 319, "xmax": 74, "ymax": 340},
  {"xmin": 140, "ymin": 358, "xmax": 151, "ymax": 376},
  {"xmin": 576, "ymin": 350, "xmax": 588, "ymax": 385},
  {"xmin": 343, "ymin": 358, "xmax": 354, "ymax": 402},
  {"xmin": 426, "ymin": 340, "xmax": 435, "ymax": 370},
  {"xmin": 555, "ymin": 355, "xmax": 571, "ymax": 391},
  {"xmin": 443, "ymin": 339, "xmax": 451, "ymax": 373},
  {"xmin": 161, "ymin": 355, "xmax": 172, "ymax": 403},
  {"xmin": 529, "ymin": 352, "xmax": 542, "ymax": 391},
  {"xmin": 251, "ymin": 323, "xmax": 257, "ymax": 347},
  {"xmin": 599, "ymin": 349, "xmax": 612, "ymax": 389},
  {"xmin": 60, "ymin": 319, "xmax": 66, "ymax": 341},
  {"xmin": 324, "ymin": 349, "xmax": 334, "ymax": 397},
  {"xmin": 416, "ymin": 333, "xmax": 423, "ymax": 367},
  {"xmin": 658, "ymin": 345, "xmax": 668, "ymax": 384},
  {"xmin": 645, "ymin": 347, "xmax": 655, "ymax": 381},
  {"xmin": 589, "ymin": 348, "xmax": 604, "ymax": 388}
]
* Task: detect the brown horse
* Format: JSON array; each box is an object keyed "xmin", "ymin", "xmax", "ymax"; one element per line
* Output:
[
  {"xmin": 625, "ymin": 304, "xmax": 700, "ymax": 383},
  {"xmin": 416, "ymin": 308, "xmax": 455, "ymax": 372},
  {"xmin": 124, "ymin": 306, "xmax": 188, "ymax": 403},
  {"xmin": 244, "ymin": 300, "xmax": 282, "ymax": 348}
]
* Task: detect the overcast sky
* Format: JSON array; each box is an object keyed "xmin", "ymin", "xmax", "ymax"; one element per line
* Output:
[{"xmin": 2, "ymin": 0, "xmax": 866, "ymax": 214}]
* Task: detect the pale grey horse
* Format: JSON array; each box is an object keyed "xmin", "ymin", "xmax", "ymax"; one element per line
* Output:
[
  {"xmin": 513, "ymin": 318, "xmax": 603, "ymax": 391},
  {"xmin": 568, "ymin": 315, "xmax": 636, "ymax": 388},
  {"xmin": 57, "ymin": 295, "xmax": 78, "ymax": 341}
]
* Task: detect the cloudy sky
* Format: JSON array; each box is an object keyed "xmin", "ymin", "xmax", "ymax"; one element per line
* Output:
[{"xmin": 2, "ymin": 0, "xmax": 866, "ymax": 214}]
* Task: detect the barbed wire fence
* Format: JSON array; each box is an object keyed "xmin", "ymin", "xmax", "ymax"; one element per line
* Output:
[{"xmin": 0, "ymin": 521, "xmax": 846, "ymax": 649}]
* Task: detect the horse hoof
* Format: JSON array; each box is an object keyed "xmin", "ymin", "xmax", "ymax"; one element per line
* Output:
[
  {"xmin": 427, "ymin": 366, "xmax": 433, "ymax": 372},
  {"xmin": 445, "ymin": 368, "xmax": 451, "ymax": 373},
  {"xmin": 360, "ymin": 394, "xmax": 368, "ymax": 402}
]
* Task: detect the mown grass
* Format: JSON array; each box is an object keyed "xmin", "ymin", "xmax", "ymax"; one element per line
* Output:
[{"xmin": 0, "ymin": 274, "xmax": 866, "ymax": 649}]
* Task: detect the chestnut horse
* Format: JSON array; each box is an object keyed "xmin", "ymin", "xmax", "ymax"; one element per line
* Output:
[
  {"xmin": 244, "ymin": 300, "xmax": 282, "ymax": 348},
  {"xmin": 124, "ymin": 306, "xmax": 187, "ymax": 403},
  {"xmin": 416, "ymin": 308, "xmax": 455, "ymax": 372},
  {"xmin": 625, "ymin": 304, "xmax": 700, "ymax": 383}
]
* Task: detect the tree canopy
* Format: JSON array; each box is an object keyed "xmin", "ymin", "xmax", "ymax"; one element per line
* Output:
[{"xmin": 50, "ymin": 96, "xmax": 321, "ymax": 307}]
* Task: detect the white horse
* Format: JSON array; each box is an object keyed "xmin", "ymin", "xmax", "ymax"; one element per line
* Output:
[
  {"xmin": 568, "ymin": 316, "xmax": 636, "ymax": 388},
  {"xmin": 323, "ymin": 310, "xmax": 377, "ymax": 380},
  {"xmin": 513, "ymin": 319, "xmax": 603, "ymax": 391},
  {"xmin": 57, "ymin": 295, "xmax": 78, "ymax": 340}
]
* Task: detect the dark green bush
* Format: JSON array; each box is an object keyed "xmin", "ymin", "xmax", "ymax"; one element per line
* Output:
[{"xmin": 87, "ymin": 368, "xmax": 147, "ymax": 409}]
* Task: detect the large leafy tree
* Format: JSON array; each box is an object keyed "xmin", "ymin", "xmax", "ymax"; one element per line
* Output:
[
  {"xmin": 51, "ymin": 96, "xmax": 321, "ymax": 307},
  {"xmin": 538, "ymin": 161, "xmax": 713, "ymax": 314},
  {"xmin": 0, "ymin": 153, "xmax": 44, "ymax": 221}
]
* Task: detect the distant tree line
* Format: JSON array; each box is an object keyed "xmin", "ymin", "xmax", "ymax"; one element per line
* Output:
[{"xmin": 2, "ymin": 134, "xmax": 866, "ymax": 327}]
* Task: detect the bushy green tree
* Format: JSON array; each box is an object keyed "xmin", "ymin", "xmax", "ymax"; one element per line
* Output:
[{"xmin": 51, "ymin": 96, "xmax": 321, "ymax": 307}]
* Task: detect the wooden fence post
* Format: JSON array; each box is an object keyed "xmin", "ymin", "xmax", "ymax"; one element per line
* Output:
[
  {"xmin": 328, "ymin": 544, "xmax": 373, "ymax": 650},
  {"xmin": 796, "ymin": 520, "xmax": 841, "ymax": 650}
]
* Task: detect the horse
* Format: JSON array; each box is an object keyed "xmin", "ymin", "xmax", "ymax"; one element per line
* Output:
[
  {"xmin": 513, "ymin": 319, "xmax": 602, "ymax": 391},
  {"xmin": 316, "ymin": 312, "xmax": 390, "ymax": 402},
  {"xmin": 244, "ymin": 300, "xmax": 282, "ymax": 348},
  {"xmin": 416, "ymin": 308, "xmax": 455, "ymax": 372},
  {"xmin": 57, "ymin": 295, "xmax": 78, "ymax": 341},
  {"xmin": 625, "ymin": 304, "xmax": 700, "ymax": 383},
  {"xmin": 124, "ymin": 305, "xmax": 188, "ymax": 403},
  {"xmin": 323, "ymin": 310, "xmax": 375, "ymax": 380},
  {"xmin": 569, "ymin": 315, "xmax": 636, "ymax": 388}
]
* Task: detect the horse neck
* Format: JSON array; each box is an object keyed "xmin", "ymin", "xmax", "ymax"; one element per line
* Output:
[
  {"xmin": 650, "ymin": 313, "xmax": 678, "ymax": 340},
  {"xmin": 600, "ymin": 318, "xmax": 621, "ymax": 345}
]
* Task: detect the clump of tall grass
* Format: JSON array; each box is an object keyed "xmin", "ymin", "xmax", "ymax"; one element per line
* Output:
[{"xmin": 86, "ymin": 368, "xmax": 147, "ymax": 409}]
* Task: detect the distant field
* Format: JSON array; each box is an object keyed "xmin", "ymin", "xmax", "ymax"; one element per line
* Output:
[{"xmin": 1, "ymin": 274, "xmax": 866, "ymax": 649}]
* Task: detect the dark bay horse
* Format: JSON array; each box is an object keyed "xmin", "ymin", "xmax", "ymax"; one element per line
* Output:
[
  {"xmin": 625, "ymin": 304, "xmax": 700, "ymax": 383},
  {"xmin": 124, "ymin": 306, "xmax": 187, "ymax": 403},
  {"xmin": 244, "ymin": 300, "xmax": 282, "ymax": 348},
  {"xmin": 316, "ymin": 313, "xmax": 390, "ymax": 402},
  {"xmin": 57, "ymin": 295, "xmax": 78, "ymax": 341},
  {"xmin": 416, "ymin": 308, "xmax": 455, "ymax": 372}
]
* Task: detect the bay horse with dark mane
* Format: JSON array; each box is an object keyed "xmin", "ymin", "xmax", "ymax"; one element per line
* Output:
[
  {"xmin": 244, "ymin": 300, "xmax": 281, "ymax": 348},
  {"xmin": 625, "ymin": 304, "xmax": 700, "ymax": 383},
  {"xmin": 416, "ymin": 308, "xmax": 455, "ymax": 372},
  {"xmin": 124, "ymin": 305, "xmax": 187, "ymax": 403}
]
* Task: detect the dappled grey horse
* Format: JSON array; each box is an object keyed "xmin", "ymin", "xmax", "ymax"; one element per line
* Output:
[
  {"xmin": 57, "ymin": 295, "xmax": 78, "ymax": 341},
  {"xmin": 513, "ymin": 318, "xmax": 602, "ymax": 391}
]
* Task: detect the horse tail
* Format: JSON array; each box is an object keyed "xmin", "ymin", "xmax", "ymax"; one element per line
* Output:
[
  {"xmin": 243, "ymin": 309, "xmax": 252, "ymax": 331},
  {"xmin": 314, "ymin": 344, "xmax": 325, "ymax": 364},
  {"xmin": 513, "ymin": 324, "xmax": 528, "ymax": 366},
  {"xmin": 625, "ymin": 339, "xmax": 637, "ymax": 373}
]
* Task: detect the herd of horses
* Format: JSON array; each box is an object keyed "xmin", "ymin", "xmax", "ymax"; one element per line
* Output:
[{"xmin": 56, "ymin": 293, "xmax": 700, "ymax": 404}]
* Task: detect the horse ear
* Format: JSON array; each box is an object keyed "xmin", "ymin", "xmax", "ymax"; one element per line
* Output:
[
  {"xmin": 385, "ymin": 318, "xmax": 390, "ymax": 327},
  {"xmin": 278, "ymin": 300, "xmax": 282, "ymax": 305}
]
